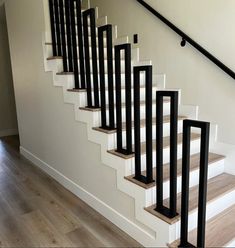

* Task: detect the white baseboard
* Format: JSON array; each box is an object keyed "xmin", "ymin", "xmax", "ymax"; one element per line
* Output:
[
  {"xmin": 0, "ymin": 129, "xmax": 18, "ymax": 138},
  {"xmin": 20, "ymin": 146, "xmax": 156, "ymax": 247}
]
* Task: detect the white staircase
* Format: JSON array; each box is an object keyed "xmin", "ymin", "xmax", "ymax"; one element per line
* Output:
[{"xmin": 40, "ymin": 0, "xmax": 235, "ymax": 247}]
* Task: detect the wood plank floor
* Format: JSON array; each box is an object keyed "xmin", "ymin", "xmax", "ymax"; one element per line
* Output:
[{"xmin": 0, "ymin": 136, "xmax": 141, "ymax": 247}]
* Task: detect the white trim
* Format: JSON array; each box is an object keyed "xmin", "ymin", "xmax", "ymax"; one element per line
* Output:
[
  {"xmin": 0, "ymin": 129, "xmax": 18, "ymax": 138},
  {"xmin": 20, "ymin": 146, "xmax": 157, "ymax": 247}
]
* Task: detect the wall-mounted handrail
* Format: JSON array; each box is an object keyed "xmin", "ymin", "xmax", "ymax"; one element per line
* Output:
[{"xmin": 136, "ymin": 0, "xmax": 235, "ymax": 80}]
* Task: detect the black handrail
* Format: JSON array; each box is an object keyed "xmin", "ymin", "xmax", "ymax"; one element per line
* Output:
[{"xmin": 136, "ymin": 0, "xmax": 235, "ymax": 80}]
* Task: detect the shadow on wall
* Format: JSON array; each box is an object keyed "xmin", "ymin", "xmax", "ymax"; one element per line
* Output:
[{"xmin": 0, "ymin": 2, "xmax": 18, "ymax": 138}]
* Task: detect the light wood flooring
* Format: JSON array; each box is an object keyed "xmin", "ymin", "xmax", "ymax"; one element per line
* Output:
[{"xmin": 0, "ymin": 136, "xmax": 141, "ymax": 247}]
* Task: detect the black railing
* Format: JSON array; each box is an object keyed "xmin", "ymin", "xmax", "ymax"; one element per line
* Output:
[
  {"xmin": 115, "ymin": 44, "xmax": 133, "ymax": 155},
  {"xmin": 75, "ymin": 0, "xmax": 86, "ymax": 89},
  {"xmin": 98, "ymin": 25, "xmax": 115, "ymax": 130},
  {"xmin": 83, "ymin": 8, "xmax": 99, "ymax": 108},
  {"xmin": 54, "ymin": 0, "xmax": 62, "ymax": 56},
  {"xmin": 49, "ymin": 0, "xmax": 86, "ymax": 87},
  {"xmin": 180, "ymin": 120, "xmax": 210, "ymax": 248},
  {"xmin": 64, "ymin": 0, "xmax": 73, "ymax": 72},
  {"xmin": 134, "ymin": 65, "xmax": 154, "ymax": 184},
  {"xmin": 70, "ymin": 0, "xmax": 80, "ymax": 88},
  {"xmin": 48, "ymin": 2, "xmax": 211, "ymax": 246},
  {"xmin": 49, "ymin": 0, "xmax": 57, "ymax": 56},
  {"xmin": 155, "ymin": 91, "xmax": 179, "ymax": 219},
  {"xmin": 58, "ymin": 0, "xmax": 67, "ymax": 72},
  {"xmin": 136, "ymin": 0, "xmax": 235, "ymax": 80}
]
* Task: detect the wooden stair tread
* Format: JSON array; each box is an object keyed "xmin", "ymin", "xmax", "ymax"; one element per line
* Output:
[
  {"xmin": 125, "ymin": 153, "xmax": 225, "ymax": 189},
  {"xmin": 47, "ymin": 56, "xmax": 63, "ymax": 60},
  {"xmin": 79, "ymin": 98, "xmax": 171, "ymax": 113},
  {"xmin": 93, "ymin": 115, "xmax": 186, "ymax": 134},
  {"xmin": 170, "ymin": 204, "xmax": 235, "ymax": 247},
  {"xmin": 57, "ymin": 72, "xmax": 74, "ymax": 75},
  {"xmin": 145, "ymin": 173, "xmax": 235, "ymax": 224},
  {"xmin": 108, "ymin": 133, "xmax": 201, "ymax": 159}
]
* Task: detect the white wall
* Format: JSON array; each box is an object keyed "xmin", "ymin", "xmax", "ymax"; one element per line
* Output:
[
  {"xmin": 91, "ymin": 0, "xmax": 235, "ymax": 145},
  {"xmin": 0, "ymin": 0, "xmax": 18, "ymax": 137}
]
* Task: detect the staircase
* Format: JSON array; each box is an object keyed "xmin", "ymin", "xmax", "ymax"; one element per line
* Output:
[{"xmin": 42, "ymin": 0, "xmax": 235, "ymax": 247}]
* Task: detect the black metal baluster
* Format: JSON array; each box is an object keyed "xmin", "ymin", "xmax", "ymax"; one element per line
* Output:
[
  {"xmin": 155, "ymin": 91, "xmax": 179, "ymax": 219},
  {"xmin": 198, "ymin": 122, "xmax": 210, "ymax": 248},
  {"xmin": 58, "ymin": 0, "xmax": 68, "ymax": 72},
  {"xmin": 83, "ymin": 10, "xmax": 92, "ymax": 107},
  {"xmin": 134, "ymin": 66, "xmax": 154, "ymax": 184},
  {"xmin": 54, "ymin": 0, "xmax": 62, "ymax": 56},
  {"xmin": 70, "ymin": 0, "xmax": 80, "ymax": 88},
  {"xmin": 115, "ymin": 44, "xmax": 133, "ymax": 155},
  {"xmin": 125, "ymin": 45, "xmax": 132, "ymax": 154},
  {"xmin": 49, "ymin": 0, "xmax": 57, "ymax": 56},
  {"xmin": 170, "ymin": 92, "xmax": 178, "ymax": 217},
  {"xmin": 98, "ymin": 25, "xmax": 115, "ymax": 130},
  {"xmin": 75, "ymin": 0, "xmax": 86, "ymax": 89},
  {"xmin": 180, "ymin": 120, "xmax": 191, "ymax": 248},
  {"xmin": 83, "ymin": 9, "xmax": 99, "ymax": 108},
  {"xmin": 115, "ymin": 45, "xmax": 122, "ymax": 152},
  {"xmin": 64, "ymin": 0, "xmax": 73, "ymax": 72},
  {"xmin": 179, "ymin": 120, "xmax": 210, "ymax": 248},
  {"xmin": 134, "ymin": 67, "xmax": 141, "ymax": 180}
]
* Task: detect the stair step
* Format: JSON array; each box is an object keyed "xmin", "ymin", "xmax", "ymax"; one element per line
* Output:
[
  {"xmin": 108, "ymin": 133, "xmax": 201, "ymax": 159},
  {"xmin": 67, "ymin": 84, "xmax": 159, "ymax": 94},
  {"xmin": 125, "ymin": 153, "xmax": 225, "ymax": 189},
  {"xmin": 79, "ymin": 98, "xmax": 170, "ymax": 113},
  {"xmin": 145, "ymin": 173, "xmax": 235, "ymax": 225},
  {"xmin": 170, "ymin": 204, "xmax": 235, "ymax": 247},
  {"xmin": 93, "ymin": 115, "xmax": 187, "ymax": 134}
]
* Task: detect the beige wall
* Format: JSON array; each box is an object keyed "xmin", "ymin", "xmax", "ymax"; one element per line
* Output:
[
  {"xmin": 5, "ymin": 0, "xmax": 143, "ymax": 232},
  {"xmin": 91, "ymin": 0, "xmax": 235, "ymax": 145},
  {"xmin": 0, "ymin": 0, "xmax": 18, "ymax": 137}
]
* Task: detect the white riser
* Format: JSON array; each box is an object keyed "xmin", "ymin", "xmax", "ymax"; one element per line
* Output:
[
  {"xmin": 144, "ymin": 159, "xmax": 225, "ymax": 208},
  {"xmin": 88, "ymin": 86, "xmax": 173, "ymax": 105},
  {"xmin": 53, "ymin": 72, "xmax": 166, "ymax": 89},
  {"xmin": 51, "ymin": 36, "xmax": 108, "ymax": 47},
  {"xmin": 83, "ymin": 101, "xmax": 171, "ymax": 122},
  {"xmin": 99, "ymin": 120, "xmax": 184, "ymax": 150},
  {"xmin": 64, "ymin": 26, "xmax": 98, "ymax": 36},
  {"xmin": 58, "ymin": 60, "xmax": 151, "ymax": 75},
  {"xmin": 139, "ymin": 138, "xmax": 201, "ymax": 172},
  {"xmin": 46, "ymin": 45, "xmax": 128, "ymax": 60},
  {"xmin": 84, "ymin": 60, "xmax": 131, "ymax": 74}
]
